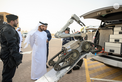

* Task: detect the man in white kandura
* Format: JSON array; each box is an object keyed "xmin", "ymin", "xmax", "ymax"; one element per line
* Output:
[
  {"xmin": 16, "ymin": 27, "xmax": 23, "ymax": 52},
  {"xmin": 24, "ymin": 22, "xmax": 47, "ymax": 80}
]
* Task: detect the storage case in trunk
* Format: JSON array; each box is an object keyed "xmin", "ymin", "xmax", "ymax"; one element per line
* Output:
[
  {"xmin": 114, "ymin": 31, "xmax": 122, "ymax": 34},
  {"xmin": 114, "ymin": 27, "xmax": 122, "ymax": 31},
  {"xmin": 109, "ymin": 35, "xmax": 122, "ymax": 43},
  {"xmin": 114, "ymin": 26, "xmax": 122, "ymax": 34},
  {"xmin": 105, "ymin": 42, "xmax": 122, "ymax": 55}
]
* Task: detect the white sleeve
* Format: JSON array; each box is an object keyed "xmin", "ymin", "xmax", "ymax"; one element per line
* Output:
[
  {"xmin": 19, "ymin": 32, "xmax": 23, "ymax": 41},
  {"xmin": 45, "ymin": 32, "xmax": 48, "ymax": 40},
  {"xmin": 46, "ymin": 33, "xmax": 48, "ymax": 40},
  {"xmin": 30, "ymin": 33, "xmax": 35, "ymax": 48}
]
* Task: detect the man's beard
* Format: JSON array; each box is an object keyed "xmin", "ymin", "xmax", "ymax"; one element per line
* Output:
[
  {"xmin": 13, "ymin": 23, "xmax": 17, "ymax": 27},
  {"xmin": 40, "ymin": 28, "xmax": 44, "ymax": 31}
]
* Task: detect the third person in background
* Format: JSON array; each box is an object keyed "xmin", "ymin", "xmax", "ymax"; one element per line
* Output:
[
  {"xmin": 62, "ymin": 27, "xmax": 83, "ymax": 74},
  {"xmin": 44, "ymin": 23, "xmax": 52, "ymax": 68},
  {"xmin": 62, "ymin": 27, "xmax": 74, "ymax": 74}
]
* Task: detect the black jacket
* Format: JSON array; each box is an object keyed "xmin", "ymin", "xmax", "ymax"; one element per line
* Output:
[{"xmin": 0, "ymin": 24, "xmax": 22, "ymax": 68}]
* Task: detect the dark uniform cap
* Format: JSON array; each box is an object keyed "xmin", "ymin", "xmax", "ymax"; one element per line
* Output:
[{"xmin": 6, "ymin": 14, "xmax": 18, "ymax": 20}]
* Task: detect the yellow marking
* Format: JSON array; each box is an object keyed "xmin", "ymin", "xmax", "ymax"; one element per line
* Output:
[
  {"xmin": 93, "ymin": 69, "xmax": 120, "ymax": 78},
  {"xmin": 81, "ymin": 26, "xmax": 87, "ymax": 31},
  {"xmin": 112, "ymin": 74, "xmax": 122, "ymax": 81},
  {"xmin": 88, "ymin": 63, "xmax": 104, "ymax": 68},
  {"xmin": 86, "ymin": 59, "xmax": 91, "ymax": 61},
  {"xmin": 91, "ymin": 80, "xmax": 94, "ymax": 82},
  {"xmin": 87, "ymin": 61, "xmax": 99, "ymax": 64},
  {"xmin": 84, "ymin": 59, "xmax": 91, "ymax": 82},
  {"xmin": 89, "ymin": 66, "xmax": 110, "ymax": 74}
]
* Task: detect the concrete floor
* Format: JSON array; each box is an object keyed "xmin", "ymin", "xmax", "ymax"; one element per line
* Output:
[
  {"xmin": 1, "ymin": 38, "xmax": 121, "ymax": 82},
  {"xmin": 0, "ymin": 38, "xmax": 87, "ymax": 82}
]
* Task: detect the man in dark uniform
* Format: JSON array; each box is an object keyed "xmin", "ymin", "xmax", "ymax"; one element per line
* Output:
[
  {"xmin": 0, "ymin": 14, "xmax": 23, "ymax": 82},
  {"xmin": 62, "ymin": 27, "xmax": 83, "ymax": 74},
  {"xmin": 44, "ymin": 23, "xmax": 52, "ymax": 68},
  {"xmin": 62, "ymin": 27, "xmax": 74, "ymax": 45},
  {"xmin": 62, "ymin": 27, "xmax": 74, "ymax": 74}
]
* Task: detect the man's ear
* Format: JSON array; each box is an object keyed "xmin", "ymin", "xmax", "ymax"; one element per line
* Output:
[{"xmin": 10, "ymin": 20, "xmax": 14, "ymax": 24}]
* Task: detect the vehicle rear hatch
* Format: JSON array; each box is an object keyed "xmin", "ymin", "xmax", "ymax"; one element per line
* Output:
[{"xmin": 80, "ymin": 5, "xmax": 122, "ymax": 21}]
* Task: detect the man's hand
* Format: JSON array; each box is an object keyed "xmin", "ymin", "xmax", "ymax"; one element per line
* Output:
[
  {"xmin": 15, "ymin": 53, "xmax": 23, "ymax": 67},
  {"xmin": 16, "ymin": 60, "xmax": 22, "ymax": 67},
  {"xmin": 47, "ymin": 40, "xmax": 49, "ymax": 43}
]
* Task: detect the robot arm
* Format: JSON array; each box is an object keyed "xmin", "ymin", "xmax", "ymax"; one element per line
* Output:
[{"xmin": 54, "ymin": 14, "xmax": 86, "ymax": 38}]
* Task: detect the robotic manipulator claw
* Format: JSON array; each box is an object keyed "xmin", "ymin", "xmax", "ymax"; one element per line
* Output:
[{"xmin": 54, "ymin": 14, "xmax": 86, "ymax": 38}]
